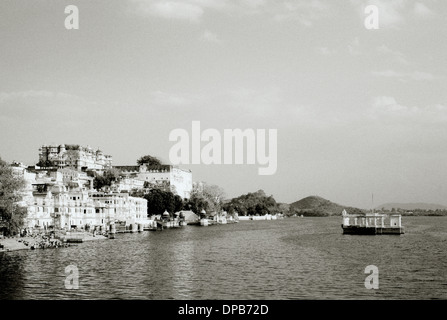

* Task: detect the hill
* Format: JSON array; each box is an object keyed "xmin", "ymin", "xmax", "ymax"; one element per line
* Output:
[
  {"xmin": 376, "ymin": 203, "xmax": 447, "ymax": 211},
  {"xmin": 289, "ymin": 196, "xmax": 364, "ymax": 217}
]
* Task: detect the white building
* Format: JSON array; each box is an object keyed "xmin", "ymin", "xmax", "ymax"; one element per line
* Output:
[
  {"xmin": 38, "ymin": 144, "xmax": 112, "ymax": 170},
  {"xmin": 116, "ymin": 164, "xmax": 192, "ymax": 199},
  {"xmin": 11, "ymin": 163, "xmax": 147, "ymax": 233}
]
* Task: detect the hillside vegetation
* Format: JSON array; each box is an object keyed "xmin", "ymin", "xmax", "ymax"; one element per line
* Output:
[{"xmin": 289, "ymin": 196, "xmax": 365, "ymax": 217}]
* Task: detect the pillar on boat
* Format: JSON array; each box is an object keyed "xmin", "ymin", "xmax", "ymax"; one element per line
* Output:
[{"xmin": 381, "ymin": 216, "xmax": 385, "ymax": 228}]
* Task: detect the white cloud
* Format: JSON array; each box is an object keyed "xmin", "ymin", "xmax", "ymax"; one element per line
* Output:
[
  {"xmin": 369, "ymin": 96, "xmax": 447, "ymax": 124},
  {"xmin": 316, "ymin": 47, "xmax": 337, "ymax": 56},
  {"xmin": 353, "ymin": 0, "xmax": 437, "ymax": 28},
  {"xmin": 274, "ymin": 0, "xmax": 331, "ymax": 26},
  {"xmin": 0, "ymin": 90, "xmax": 97, "ymax": 122},
  {"xmin": 371, "ymin": 69, "xmax": 444, "ymax": 81},
  {"xmin": 131, "ymin": 0, "xmax": 333, "ymax": 25},
  {"xmin": 376, "ymin": 45, "xmax": 408, "ymax": 65},
  {"xmin": 148, "ymin": 91, "xmax": 198, "ymax": 106},
  {"xmin": 0, "ymin": 90, "xmax": 54, "ymax": 103},
  {"xmin": 413, "ymin": 2, "xmax": 434, "ymax": 18},
  {"xmin": 200, "ymin": 30, "xmax": 223, "ymax": 44},
  {"xmin": 0, "ymin": 90, "xmax": 87, "ymax": 105},
  {"xmin": 347, "ymin": 37, "xmax": 361, "ymax": 56},
  {"xmin": 132, "ymin": 0, "xmax": 204, "ymax": 22}
]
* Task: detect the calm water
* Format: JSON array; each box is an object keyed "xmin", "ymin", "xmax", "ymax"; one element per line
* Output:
[{"xmin": 0, "ymin": 216, "xmax": 446, "ymax": 300}]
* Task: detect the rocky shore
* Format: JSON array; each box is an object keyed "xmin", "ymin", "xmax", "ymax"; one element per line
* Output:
[{"xmin": 0, "ymin": 232, "xmax": 108, "ymax": 253}]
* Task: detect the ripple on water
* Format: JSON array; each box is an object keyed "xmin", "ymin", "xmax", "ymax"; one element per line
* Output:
[{"xmin": 0, "ymin": 216, "xmax": 446, "ymax": 299}]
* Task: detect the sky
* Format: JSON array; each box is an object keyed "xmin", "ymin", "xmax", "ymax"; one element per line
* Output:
[{"xmin": 1, "ymin": 0, "xmax": 447, "ymax": 209}]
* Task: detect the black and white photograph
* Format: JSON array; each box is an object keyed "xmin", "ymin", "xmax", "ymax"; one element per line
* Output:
[{"xmin": 0, "ymin": 0, "xmax": 446, "ymax": 311}]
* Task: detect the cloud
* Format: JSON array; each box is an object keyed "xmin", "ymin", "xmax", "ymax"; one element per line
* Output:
[
  {"xmin": 347, "ymin": 37, "xmax": 361, "ymax": 56},
  {"xmin": 351, "ymin": 0, "xmax": 423, "ymax": 28},
  {"xmin": 148, "ymin": 91, "xmax": 199, "ymax": 106},
  {"xmin": 132, "ymin": 0, "xmax": 205, "ymax": 22},
  {"xmin": 0, "ymin": 90, "xmax": 97, "ymax": 122},
  {"xmin": 200, "ymin": 30, "xmax": 223, "ymax": 44},
  {"xmin": 0, "ymin": 90, "xmax": 58, "ymax": 104},
  {"xmin": 273, "ymin": 0, "xmax": 331, "ymax": 26},
  {"xmin": 316, "ymin": 47, "xmax": 337, "ymax": 56},
  {"xmin": 371, "ymin": 70, "xmax": 444, "ymax": 81},
  {"xmin": 369, "ymin": 96, "xmax": 447, "ymax": 124},
  {"xmin": 376, "ymin": 45, "xmax": 409, "ymax": 65},
  {"xmin": 131, "ymin": 0, "xmax": 334, "ymax": 26},
  {"xmin": 413, "ymin": 2, "xmax": 434, "ymax": 18}
]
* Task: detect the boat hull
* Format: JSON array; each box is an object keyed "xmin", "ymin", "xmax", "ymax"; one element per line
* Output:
[{"xmin": 342, "ymin": 225, "xmax": 404, "ymax": 235}]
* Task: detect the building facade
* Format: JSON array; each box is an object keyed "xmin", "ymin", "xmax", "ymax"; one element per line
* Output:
[
  {"xmin": 11, "ymin": 162, "xmax": 147, "ymax": 233},
  {"xmin": 38, "ymin": 144, "xmax": 112, "ymax": 170},
  {"xmin": 116, "ymin": 164, "xmax": 193, "ymax": 199}
]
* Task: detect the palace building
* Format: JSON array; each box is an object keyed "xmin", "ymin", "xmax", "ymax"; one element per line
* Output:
[
  {"xmin": 115, "ymin": 164, "xmax": 193, "ymax": 199},
  {"xmin": 38, "ymin": 144, "xmax": 112, "ymax": 170}
]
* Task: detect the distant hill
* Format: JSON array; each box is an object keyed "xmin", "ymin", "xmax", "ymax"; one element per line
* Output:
[
  {"xmin": 289, "ymin": 196, "xmax": 364, "ymax": 217},
  {"xmin": 376, "ymin": 203, "xmax": 447, "ymax": 211}
]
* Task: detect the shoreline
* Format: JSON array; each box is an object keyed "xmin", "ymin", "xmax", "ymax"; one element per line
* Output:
[{"xmin": 0, "ymin": 233, "xmax": 108, "ymax": 253}]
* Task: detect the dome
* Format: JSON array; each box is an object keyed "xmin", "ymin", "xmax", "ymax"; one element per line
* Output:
[{"xmin": 162, "ymin": 210, "xmax": 170, "ymax": 217}]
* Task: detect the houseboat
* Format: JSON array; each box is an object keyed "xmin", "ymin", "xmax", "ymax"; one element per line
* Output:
[{"xmin": 341, "ymin": 209, "xmax": 404, "ymax": 235}]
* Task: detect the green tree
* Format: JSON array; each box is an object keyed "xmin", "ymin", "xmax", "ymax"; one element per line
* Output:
[
  {"xmin": 0, "ymin": 158, "xmax": 27, "ymax": 236},
  {"xmin": 137, "ymin": 155, "xmax": 162, "ymax": 167}
]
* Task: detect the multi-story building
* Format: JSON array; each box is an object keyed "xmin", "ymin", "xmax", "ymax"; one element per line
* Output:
[
  {"xmin": 38, "ymin": 144, "xmax": 112, "ymax": 171},
  {"xmin": 115, "ymin": 164, "xmax": 192, "ymax": 199},
  {"xmin": 113, "ymin": 177, "xmax": 145, "ymax": 193},
  {"xmin": 9, "ymin": 145, "xmax": 193, "ymax": 233},
  {"xmin": 11, "ymin": 162, "xmax": 147, "ymax": 233}
]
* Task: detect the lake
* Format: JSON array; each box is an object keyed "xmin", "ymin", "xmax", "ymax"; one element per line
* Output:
[{"xmin": 0, "ymin": 216, "xmax": 446, "ymax": 300}]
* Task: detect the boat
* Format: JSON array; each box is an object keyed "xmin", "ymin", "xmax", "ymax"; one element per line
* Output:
[{"xmin": 341, "ymin": 209, "xmax": 404, "ymax": 235}]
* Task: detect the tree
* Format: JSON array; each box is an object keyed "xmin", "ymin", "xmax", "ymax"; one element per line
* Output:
[
  {"xmin": 65, "ymin": 149, "xmax": 80, "ymax": 169},
  {"xmin": 184, "ymin": 194, "xmax": 209, "ymax": 217},
  {"xmin": 0, "ymin": 158, "xmax": 27, "ymax": 236},
  {"xmin": 223, "ymin": 189, "xmax": 279, "ymax": 216},
  {"xmin": 173, "ymin": 194, "xmax": 183, "ymax": 213},
  {"xmin": 143, "ymin": 189, "xmax": 180, "ymax": 216},
  {"xmin": 36, "ymin": 159, "xmax": 55, "ymax": 167},
  {"xmin": 137, "ymin": 155, "xmax": 162, "ymax": 167},
  {"xmin": 190, "ymin": 182, "xmax": 226, "ymax": 214},
  {"xmin": 93, "ymin": 168, "xmax": 121, "ymax": 190}
]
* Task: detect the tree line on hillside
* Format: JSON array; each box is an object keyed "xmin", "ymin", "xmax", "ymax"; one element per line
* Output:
[
  {"xmin": 383, "ymin": 208, "xmax": 447, "ymax": 216},
  {"xmin": 222, "ymin": 190, "xmax": 282, "ymax": 216}
]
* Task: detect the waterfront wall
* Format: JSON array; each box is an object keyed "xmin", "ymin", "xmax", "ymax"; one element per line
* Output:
[{"xmin": 238, "ymin": 214, "xmax": 278, "ymax": 221}]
